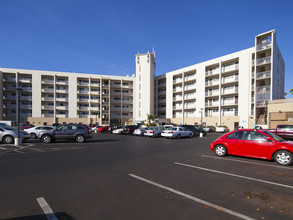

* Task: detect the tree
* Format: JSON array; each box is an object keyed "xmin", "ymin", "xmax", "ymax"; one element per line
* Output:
[
  {"xmin": 145, "ymin": 114, "xmax": 158, "ymax": 127},
  {"xmin": 290, "ymin": 88, "xmax": 293, "ymax": 95}
]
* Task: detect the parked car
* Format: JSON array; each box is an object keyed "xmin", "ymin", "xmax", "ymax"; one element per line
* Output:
[
  {"xmin": 203, "ymin": 125, "xmax": 216, "ymax": 132},
  {"xmin": 89, "ymin": 124, "xmax": 98, "ymax": 131},
  {"xmin": 161, "ymin": 127, "xmax": 193, "ymax": 139},
  {"xmin": 122, "ymin": 125, "xmax": 139, "ymax": 135},
  {"xmin": 263, "ymin": 125, "xmax": 293, "ymax": 140},
  {"xmin": 109, "ymin": 125, "xmax": 123, "ymax": 133},
  {"xmin": 133, "ymin": 127, "xmax": 148, "ymax": 136},
  {"xmin": 210, "ymin": 129, "xmax": 293, "ymax": 166},
  {"xmin": 179, "ymin": 125, "xmax": 199, "ymax": 136},
  {"xmin": 20, "ymin": 124, "xmax": 35, "ymax": 130},
  {"xmin": 112, "ymin": 127, "xmax": 124, "ymax": 135},
  {"xmin": 0, "ymin": 123, "xmax": 29, "ymax": 144},
  {"xmin": 97, "ymin": 126, "xmax": 109, "ymax": 133},
  {"xmin": 144, "ymin": 126, "xmax": 163, "ymax": 137},
  {"xmin": 216, "ymin": 125, "xmax": 229, "ymax": 133},
  {"xmin": 52, "ymin": 123, "xmax": 61, "ymax": 127},
  {"xmin": 39, "ymin": 124, "xmax": 92, "ymax": 143},
  {"xmin": 24, "ymin": 126, "xmax": 54, "ymax": 139}
]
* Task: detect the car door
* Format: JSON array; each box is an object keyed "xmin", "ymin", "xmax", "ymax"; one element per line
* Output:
[
  {"xmin": 0, "ymin": 127, "xmax": 4, "ymax": 140},
  {"xmin": 238, "ymin": 131, "xmax": 271, "ymax": 158},
  {"xmin": 54, "ymin": 125, "xmax": 70, "ymax": 139}
]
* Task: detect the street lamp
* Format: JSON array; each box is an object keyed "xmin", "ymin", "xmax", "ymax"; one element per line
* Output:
[
  {"xmin": 200, "ymin": 108, "xmax": 203, "ymax": 137},
  {"xmin": 15, "ymin": 87, "xmax": 23, "ymax": 146}
]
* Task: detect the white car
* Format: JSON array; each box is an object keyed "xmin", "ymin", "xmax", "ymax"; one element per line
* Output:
[
  {"xmin": 144, "ymin": 126, "xmax": 163, "ymax": 137},
  {"xmin": 215, "ymin": 126, "xmax": 229, "ymax": 133},
  {"xmin": 133, "ymin": 127, "xmax": 148, "ymax": 136},
  {"xmin": 161, "ymin": 127, "xmax": 193, "ymax": 139},
  {"xmin": 24, "ymin": 126, "xmax": 54, "ymax": 139},
  {"xmin": 0, "ymin": 123, "xmax": 29, "ymax": 144},
  {"xmin": 112, "ymin": 128, "xmax": 124, "ymax": 135}
]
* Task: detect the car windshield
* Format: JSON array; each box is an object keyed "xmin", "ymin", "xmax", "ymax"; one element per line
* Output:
[
  {"xmin": 0, "ymin": 123, "xmax": 14, "ymax": 130},
  {"xmin": 166, "ymin": 127, "xmax": 177, "ymax": 131},
  {"xmin": 262, "ymin": 130, "xmax": 286, "ymax": 142}
]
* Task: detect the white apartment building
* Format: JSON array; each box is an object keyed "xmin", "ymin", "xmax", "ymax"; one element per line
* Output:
[
  {"xmin": 0, "ymin": 69, "xmax": 135, "ymax": 126},
  {"xmin": 0, "ymin": 30, "xmax": 285, "ymax": 129},
  {"xmin": 153, "ymin": 30, "xmax": 285, "ymax": 129}
]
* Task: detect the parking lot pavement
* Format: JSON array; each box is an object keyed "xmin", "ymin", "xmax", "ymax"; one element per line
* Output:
[{"xmin": 1, "ymin": 132, "xmax": 293, "ymax": 220}]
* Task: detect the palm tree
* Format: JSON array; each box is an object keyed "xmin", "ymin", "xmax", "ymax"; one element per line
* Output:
[
  {"xmin": 145, "ymin": 114, "xmax": 158, "ymax": 127},
  {"xmin": 290, "ymin": 88, "xmax": 293, "ymax": 95}
]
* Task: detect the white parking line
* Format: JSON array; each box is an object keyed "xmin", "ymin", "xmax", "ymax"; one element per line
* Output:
[
  {"xmin": 202, "ymin": 154, "xmax": 293, "ymax": 170},
  {"xmin": 0, "ymin": 147, "xmax": 7, "ymax": 150},
  {"xmin": 36, "ymin": 197, "xmax": 58, "ymax": 220},
  {"xmin": 174, "ymin": 162, "xmax": 293, "ymax": 189},
  {"xmin": 129, "ymin": 174, "xmax": 255, "ymax": 220}
]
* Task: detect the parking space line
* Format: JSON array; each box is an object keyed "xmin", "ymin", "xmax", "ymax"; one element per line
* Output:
[
  {"xmin": 174, "ymin": 162, "xmax": 293, "ymax": 189},
  {"xmin": 36, "ymin": 197, "xmax": 59, "ymax": 220},
  {"xmin": 30, "ymin": 148, "xmax": 45, "ymax": 152},
  {"xmin": 0, "ymin": 147, "xmax": 7, "ymax": 149},
  {"xmin": 201, "ymin": 155, "xmax": 293, "ymax": 170},
  {"xmin": 129, "ymin": 174, "xmax": 255, "ymax": 220}
]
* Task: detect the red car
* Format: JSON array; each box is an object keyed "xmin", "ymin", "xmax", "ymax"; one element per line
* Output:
[
  {"xmin": 210, "ymin": 129, "xmax": 293, "ymax": 166},
  {"xmin": 97, "ymin": 126, "xmax": 109, "ymax": 133}
]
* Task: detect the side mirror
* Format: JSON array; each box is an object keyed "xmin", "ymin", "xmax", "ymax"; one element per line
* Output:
[{"xmin": 266, "ymin": 137, "xmax": 273, "ymax": 142}]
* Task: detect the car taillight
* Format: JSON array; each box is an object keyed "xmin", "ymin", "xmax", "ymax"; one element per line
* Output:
[
  {"xmin": 139, "ymin": 129, "xmax": 142, "ymax": 132},
  {"xmin": 150, "ymin": 131, "xmax": 154, "ymax": 133},
  {"xmin": 127, "ymin": 128, "xmax": 130, "ymax": 131},
  {"xmin": 170, "ymin": 131, "xmax": 174, "ymax": 133},
  {"xmin": 144, "ymin": 131, "xmax": 147, "ymax": 133},
  {"xmin": 87, "ymin": 127, "xmax": 90, "ymax": 134}
]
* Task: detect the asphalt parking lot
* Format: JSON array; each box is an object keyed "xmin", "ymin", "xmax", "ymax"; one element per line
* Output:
[{"xmin": 0, "ymin": 133, "xmax": 293, "ymax": 220}]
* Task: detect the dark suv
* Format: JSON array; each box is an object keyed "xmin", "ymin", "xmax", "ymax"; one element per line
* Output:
[
  {"xmin": 39, "ymin": 124, "xmax": 92, "ymax": 143},
  {"xmin": 122, "ymin": 125, "xmax": 139, "ymax": 135}
]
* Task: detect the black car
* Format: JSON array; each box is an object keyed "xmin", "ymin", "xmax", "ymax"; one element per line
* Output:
[
  {"xmin": 179, "ymin": 125, "xmax": 207, "ymax": 137},
  {"xmin": 122, "ymin": 125, "xmax": 139, "ymax": 135},
  {"xmin": 39, "ymin": 124, "xmax": 92, "ymax": 143}
]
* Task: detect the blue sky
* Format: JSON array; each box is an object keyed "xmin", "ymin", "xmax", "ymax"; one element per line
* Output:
[{"xmin": 0, "ymin": 0, "xmax": 292, "ymax": 97}]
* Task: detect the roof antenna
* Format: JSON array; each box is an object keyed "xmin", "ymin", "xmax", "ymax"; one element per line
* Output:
[{"xmin": 152, "ymin": 47, "xmax": 156, "ymax": 59}]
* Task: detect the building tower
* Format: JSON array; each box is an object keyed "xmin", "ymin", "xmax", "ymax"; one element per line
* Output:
[{"xmin": 135, "ymin": 51, "xmax": 156, "ymax": 123}]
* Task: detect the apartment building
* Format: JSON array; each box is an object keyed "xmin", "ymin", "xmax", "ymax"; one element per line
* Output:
[
  {"xmin": 153, "ymin": 30, "xmax": 285, "ymax": 129},
  {"xmin": 0, "ymin": 69, "xmax": 135, "ymax": 126},
  {"xmin": 0, "ymin": 30, "xmax": 285, "ymax": 130}
]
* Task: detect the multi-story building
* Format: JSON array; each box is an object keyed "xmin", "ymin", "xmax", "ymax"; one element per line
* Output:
[
  {"xmin": 152, "ymin": 29, "xmax": 285, "ymax": 129},
  {"xmin": 0, "ymin": 30, "xmax": 285, "ymax": 129},
  {"xmin": 0, "ymin": 69, "xmax": 135, "ymax": 126}
]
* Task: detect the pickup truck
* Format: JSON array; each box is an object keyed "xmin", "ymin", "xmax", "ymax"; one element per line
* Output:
[{"xmin": 264, "ymin": 125, "xmax": 293, "ymax": 140}]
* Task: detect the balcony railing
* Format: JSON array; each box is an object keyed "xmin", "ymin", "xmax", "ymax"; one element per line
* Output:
[
  {"xmin": 42, "ymin": 105, "xmax": 54, "ymax": 109},
  {"xmin": 222, "ymin": 100, "xmax": 238, "ymax": 106},
  {"xmin": 205, "ymin": 102, "xmax": 219, "ymax": 107},
  {"xmin": 256, "ymin": 56, "xmax": 271, "ymax": 65},
  {"xmin": 42, "ymin": 114, "xmax": 54, "ymax": 117},
  {"xmin": 256, "ymin": 41, "xmax": 271, "ymax": 51},
  {"xmin": 42, "ymin": 88, "xmax": 54, "ymax": 92},
  {"xmin": 205, "ymin": 80, "xmax": 219, "ymax": 86},
  {"xmin": 205, "ymin": 70, "xmax": 220, "ymax": 76},
  {"xmin": 256, "ymin": 85, "xmax": 270, "ymax": 94},
  {"xmin": 42, "ymin": 79, "xmax": 54, "ymax": 84},
  {"xmin": 222, "ymin": 75, "xmax": 239, "ymax": 84},
  {"xmin": 205, "ymin": 91, "xmax": 219, "ymax": 97},
  {"xmin": 222, "ymin": 88, "xmax": 238, "ymax": 95},
  {"xmin": 222, "ymin": 64, "xmax": 239, "ymax": 73},
  {"xmin": 256, "ymin": 70, "xmax": 271, "ymax": 79},
  {"xmin": 42, "ymin": 97, "xmax": 54, "ymax": 101}
]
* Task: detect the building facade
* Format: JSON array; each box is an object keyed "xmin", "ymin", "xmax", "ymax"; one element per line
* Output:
[
  {"xmin": 153, "ymin": 30, "xmax": 285, "ymax": 129},
  {"xmin": 0, "ymin": 30, "xmax": 285, "ymax": 129},
  {"xmin": 0, "ymin": 69, "xmax": 135, "ymax": 126}
]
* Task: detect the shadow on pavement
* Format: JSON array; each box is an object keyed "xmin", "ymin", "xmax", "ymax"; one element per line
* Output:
[{"xmin": 2, "ymin": 212, "xmax": 76, "ymax": 220}]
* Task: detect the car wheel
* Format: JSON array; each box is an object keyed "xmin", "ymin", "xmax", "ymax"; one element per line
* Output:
[
  {"xmin": 214, "ymin": 145, "xmax": 228, "ymax": 157},
  {"xmin": 30, "ymin": 133, "xmax": 37, "ymax": 139},
  {"xmin": 177, "ymin": 134, "xmax": 181, "ymax": 139},
  {"xmin": 3, "ymin": 135, "xmax": 14, "ymax": 144},
  {"xmin": 189, "ymin": 133, "xmax": 193, "ymax": 138},
  {"xmin": 76, "ymin": 135, "xmax": 85, "ymax": 143},
  {"xmin": 42, "ymin": 135, "xmax": 52, "ymax": 143},
  {"xmin": 274, "ymin": 150, "xmax": 293, "ymax": 166}
]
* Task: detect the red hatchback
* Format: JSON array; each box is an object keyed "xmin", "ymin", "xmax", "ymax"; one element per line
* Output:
[{"xmin": 210, "ymin": 129, "xmax": 293, "ymax": 166}]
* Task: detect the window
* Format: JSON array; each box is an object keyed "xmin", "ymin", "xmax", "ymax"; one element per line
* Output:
[
  {"xmin": 226, "ymin": 131, "xmax": 242, "ymax": 139},
  {"xmin": 242, "ymin": 131, "xmax": 267, "ymax": 141}
]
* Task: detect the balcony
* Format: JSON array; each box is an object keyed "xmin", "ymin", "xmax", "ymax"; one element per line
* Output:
[
  {"xmin": 56, "ymin": 114, "xmax": 69, "ymax": 118},
  {"xmin": 3, "ymin": 86, "xmax": 16, "ymax": 91},
  {"xmin": 78, "ymin": 90, "xmax": 89, "ymax": 94},
  {"xmin": 56, "ymin": 80, "xmax": 68, "ymax": 85},
  {"xmin": 256, "ymin": 70, "xmax": 271, "ymax": 79},
  {"xmin": 158, "ymin": 82, "xmax": 166, "ymax": 87},
  {"xmin": 20, "ymin": 104, "xmax": 32, "ymax": 109},
  {"xmin": 56, "ymin": 106, "xmax": 68, "ymax": 110},
  {"xmin": 222, "ymin": 64, "xmax": 239, "ymax": 73},
  {"xmin": 42, "ymin": 97, "xmax": 54, "ymax": 101},
  {"xmin": 78, "ymin": 106, "xmax": 89, "ymax": 110},
  {"xmin": 56, "ymin": 97, "xmax": 68, "ymax": 102},
  {"xmin": 42, "ymin": 105, "xmax": 54, "ymax": 110},
  {"xmin": 222, "ymin": 75, "xmax": 239, "ymax": 84},
  {"xmin": 173, "ymin": 78, "xmax": 183, "ymax": 84},
  {"xmin": 56, "ymin": 89, "xmax": 68, "ymax": 93},
  {"xmin": 184, "ymin": 85, "xmax": 196, "ymax": 91},
  {"xmin": 256, "ymin": 57, "xmax": 271, "ymax": 65},
  {"xmin": 20, "ymin": 96, "xmax": 32, "ymax": 101},
  {"xmin": 222, "ymin": 111, "xmax": 238, "ymax": 116},
  {"xmin": 184, "ymin": 75, "xmax": 196, "ymax": 82},
  {"xmin": 256, "ymin": 100, "xmax": 268, "ymax": 108},
  {"xmin": 205, "ymin": 69, "xmax": 220, "ymax": 76},
  {"xmin": 19, "ymin": 78, "xmax": 32, "ymax": 83},
  {"xmin": 205, "ymin": 91, "xmax": 219, "ymax": 97},
  {"xmin": 205, "ymin": 102, "xmax": 219, "ymax": 107},
  {"xmin": 256, "ymin": 85, "xmax": 270, "ymax": 94},
  {"xmin": 222, "ymin": 100, "xmax": 238, "ymax": 106},
  {"xmin": 42, "ymin": 79, "xmax": 54, "ymax": 84},
  {"xmin": 42, "ymin": 88, "xmax": 54, "ymax": 93},
  {"xmin": 184, "ymin": 104, "xmax": 196, "ymax": 109},
  {"xmin": 256, "ymin": 41, "xmax": 271, "ymax": 51},
  {"xmin": 78, "ymin": 82, "xmax": 89, "ymax": 86},
  {"xmin": 78, "ymin": 98, "xmax": 89, "ymax": 102},
  {"xmin": 42, "ymin": 114, "xmax": 54, "ymax": 118},
  {"xmin": 222, "ymin": 87, "xmax": 238, "ymax": 95},
  {"xmin": 3, "ymin": 77, "xmax": 16, "ymax": 82},
  {"xmin": 205, "ymin": 80, "xmax": 219, "ymax": 87},
  {"xmin": 173, "ymin": 87, "xmax": 182, "ymax": 93}
]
